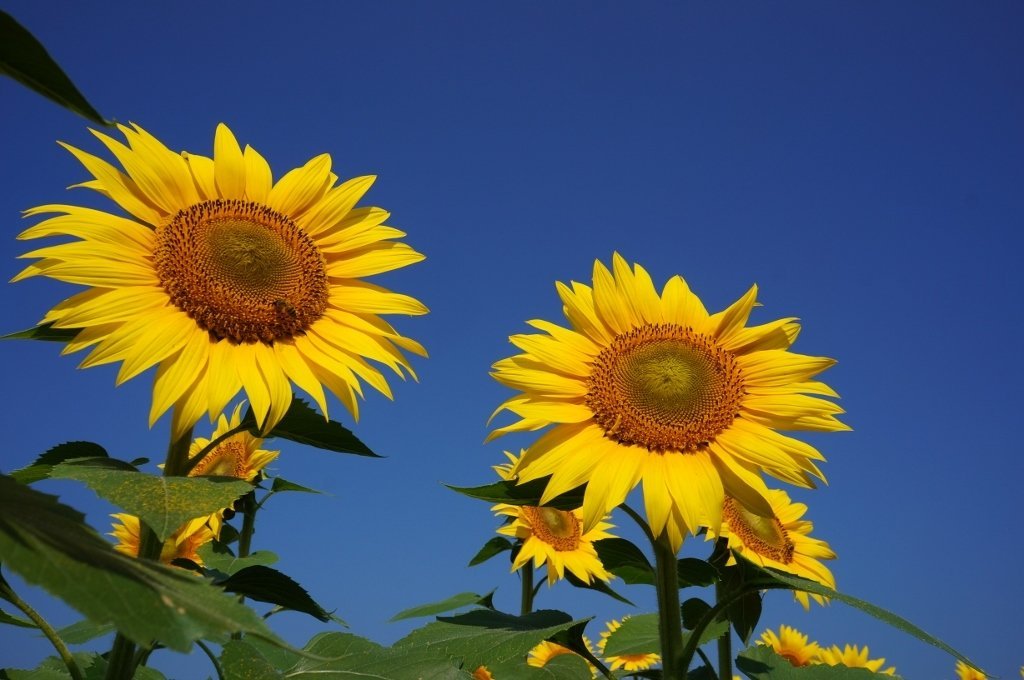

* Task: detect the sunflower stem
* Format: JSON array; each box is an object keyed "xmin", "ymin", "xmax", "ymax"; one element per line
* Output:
[
  {"xmin": 231, "ymin": 490, "xmax": 259, "ymax": 640},
  {"xmin": 0, "ymin": 570, "xmax": 84, "ymax": 680},
  {"xmin": 716, "ymin": 578, "xmax": 733, "ymax": 680},
  {"xmin": 520, "ymin": 560, "xmax": 535, "ymax": 616},
  {"xmin": 653, "ymin": 531, "xmax": 685, "ymax": 679},
  {"xmin": 105, "ymin": 424, "xmax": 193, "ymax": 680}
]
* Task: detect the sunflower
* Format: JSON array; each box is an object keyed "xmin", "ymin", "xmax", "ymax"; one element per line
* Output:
[
  {"xmin": 757, "ymin": 625, "xmax": 820, "ymax": 667},
  {"xmin": 15, "ymin": 124, "xmax": 427, "ymax": 441},
  {"xmin": 597, "ymin": 617, "xmax": 660, "ymax": 671},
  {"xmin": 526, "ymin": 638, "xmax": 596, "ymax": 674},
  {"xmin": 955, "ymin": 661, "xmax": 987, "ymax": 680},
  {"xmin": 494, "ymin": 504, "xmax": 614, "ymax": 586},
  {"xmin": 489, "ymin": 254, "xmax": 845, "ymax": 550},
  {"xmin": 110, "ymin": 513, "xmax": 215, "ymax": 566},
  {"xmin": 187, "ymin": 402, "xmax": 278, "ymax": 481},
  {"xmin": 471, "ymin": 667, "xmax": 494, "ymax": 680},
  {"xmin": 708, "ymin": 489, "xmax": 836, "ymax": 609},
  {"xmin": 492, "ymin": 450, "xmax": 524, "ymax": 482},
  {"xmin": 816, "ymin": 644, "xmax": 895, "ymax": 675}
]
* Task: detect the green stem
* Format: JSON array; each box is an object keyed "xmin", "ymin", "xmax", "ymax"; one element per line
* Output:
[
  {"xmin": 520, "ymin": 560, "xmax": 535, "ymax": 616},
  {"xmin": 105, "ymin": 423, "xmax": 193, "ymax": 680},
  {"xmin": 197, "ymin": 640, "xmax": 225, "ymax": 680},
  {"xmin": 653, "ymin": 531, "xmax": 685, "ymax": 679},
  {"xmin": 231, "ymin": 490, "xmax": 258, "ymax": 641},
  {"xmin": 716, "ymin": 578, "xmax": 733, "ymax": 680},
  {"xmin": 0, "ymin": 571, "xmax": 84, "ymax": 680},
  {"xmin": 679, "ymin": 581, "xmax": 785, "ymax": 671}
]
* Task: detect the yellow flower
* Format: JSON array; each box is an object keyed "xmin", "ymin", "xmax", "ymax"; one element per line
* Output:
[
  {"xmin": 709, "ymin": 489, "xmax": 836, "ymax": 609},
  {"xmin": 187, "ymin": 402, "xmax": 278, "ymax": 481},
  {"xmin": 471, "ymin": 667, "xmax": 494, "ymax": 680},
  {"xmin": 492, "ymin": 450, "xmax": 524, "ymax": 481},
  {"xmin": 494, "ymin": 504, "xmax": 614, "ymax": 586},
  {"xmin": 597, "ymin": 617, "xmax": 660, "ymax": 671},
  {"xmin": 816, "ymin": 644, "xmax": 895, "ymax": 675},
  {"xmin": 757, "ymin": 625, "xmax": 819, "ymax": 667},
  {"xmin": 955, "ymin": 661, "xmax": 987, "ymax": 680},
  {"xmin": 110, "ymin": 513, "xmax": 215, "ymax": 566},
  {"xmin": 16, "ymin": 123, "xmax": 426, "ymax": 440},
  {"xmin": 489, "ymin": 254, "xmax": 845, "ymax": 550},
  {"xmin": 527, "ymin": 638, "xmax": 596, "ymax": 674}
]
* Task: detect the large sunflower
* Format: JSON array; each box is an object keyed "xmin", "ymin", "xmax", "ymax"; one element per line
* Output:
[
  {"xmin": 15, "ymin": 124, "xmax": 427, "ymax": 440},
  {"xmin": 758, "ymin": 625, "xmax": 820, "ymax": 667},
  {"xmin": 489, "ymin": 254, "xmax": 846, "ymax": 549},
  {"xmin": 708, "ymin": 489, "xmax": 836, "ymax": 609}
]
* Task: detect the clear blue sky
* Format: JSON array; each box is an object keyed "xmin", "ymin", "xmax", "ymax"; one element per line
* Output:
[{"xmin": 1, "ymin": 2, "xmax": 1022, "ymax": 678}]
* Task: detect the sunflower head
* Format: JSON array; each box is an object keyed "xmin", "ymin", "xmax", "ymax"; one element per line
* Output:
[
  {"xmin": 17, "ymin": 123, "xmax": 427, "ymax": 439},
  {"xmin": 494, "ymin": 504, "xmax": 614, "ymax": 586},
  {"xmin": 597, "ymin": 617, "xmax": 660, "ymax": 671},
  {"xmin": 110, "ymin": 513, "xmax": 216, "ymax": 566},
  {"xmin": 187, "ymin": 402, "xmax": 278, "ymax": 481},
  {"xmin": 816, "ymin": 644, "xmax": 896, "ymax": 675},
  {"xmin": 757, "ymin": 625, "xmax": 819, "ymax": 667},
  {"xmin": 471, "ymin": 667, "xmax": 494, "ymax": 680},
  {"xmin": 489, "ymin": 254, "xmax": 845, "ymax": 552},
  {"xmin": 526, "ymin": 638, "xmax": 596, "ymax": 675},
  {"xmin": 710, "ymin": 489, "xmax": 836, "ymax": 609},
  {"xmin": 955, "ymin": 661, "xmax": 987, "ymax": 680}
]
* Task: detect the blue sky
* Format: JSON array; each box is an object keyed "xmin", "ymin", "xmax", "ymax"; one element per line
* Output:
[{"xmin": 1, "ymin": 1, "xmax": 1022, "ymax": 677}]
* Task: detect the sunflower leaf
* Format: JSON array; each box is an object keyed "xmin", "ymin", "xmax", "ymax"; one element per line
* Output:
[
  {"xmin": 220, "ymin": 640, "xmax": 283, "ymax": 679},
  {"xmin": 55, "ymin": 619, "xmax": 116, "ymax": 644},
  {"xmin": 446, "ymin": 478, "xmax": 586, "ymax": 510},
  {"xmin": 736, "ymin": 645, "xmax": 904, "ymax": 678},
  {"xmin": 390, "ymin": 591, "xmax": 493, "ymax": 622},
  {"xmin": 217, "ymin": 565, "xmax": 331, "ymax": 622},
  {"xmin": 603, "ymin": 612, "xmax": 727, "ymax": 658},
  {"xmin": 197, "ymin": 542, "xmax": 278, "ymax": 576},
  {"xmin": 9, "ymin": 442, "xmax": 109, "ymax": 485},
  {"xmin": 726, "ymin": 589, "xmax": 762, "ymax": 645},
  {"xmin": 0, "ymin": 473, "xmax": 278, "ymax": 651},
  {"xmin": 594, "ymin": 537, "xmax": 655, "ymax": 585},
  {"xmin": 0, "ymin": 322, "xmax": 80, "ymax": 343},
  {"xmin": 468, "ymin": 536, "xmax": 515, "ymax": 566},
  {"xmin": 0, "ymin": 11, "xmax": 111, "ymax": 125},
  {"xmin": 745, "ymin": 564, "xmax": 983, "ymax": 671},
  {"xmin": 246, "ymin": 398, "xmax": 379, "ymax": 457},
  {"xmin": 269, "ymin": 477, "xmax": 322, "ymax": 495},
  {"xmin": 50, "ymin": 458, "xmax": 252, "ymax": 542},
  {"xmin": 284, "ymin": 631, "xmax": 469, "ymax": 679},
  {"xmin": 678, "ymin": 557, "xmax": 718, "ymax": 587}
]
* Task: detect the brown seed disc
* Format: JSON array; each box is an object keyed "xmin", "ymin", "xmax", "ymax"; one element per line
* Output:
[
  {"xmin": 723, "ymin": 497, "xmax": 794, "ymax": 564},
  {"xmin": 154, "ymin": 199, "xmax": 328, "ymax": 344},
  {"xmin": 586, "ymin": 323, "xmax": 744, "ymax": 452},
  {"xmin": 190, "ymin": 440, "xmax": 247, "ymax": 478},
  {"xmin": 521, "ymin": 506, "xmax": 581, "ymax": 552}
]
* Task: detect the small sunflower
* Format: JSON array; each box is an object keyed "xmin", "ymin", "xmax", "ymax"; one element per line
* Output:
[
  {"xmin": 757, "ymin": 625, "xmax": 819, "ymax": 667},
  {"xmin": 526, "ymin": 638, "xmax": 596, "ymax": 674},
  {"xmin": 187, "ymin": 402, "xmax": 278, "ymax": 481},
  {"xmin": 597, "ymin": 617, "xmax": 660, "ymax": 671},
  {"xmin": 471, "ymin": 667, "xmax": 494, "ymax": 680},
  {"xmin": 110, "ymin": 513, "xmax": 215, "ymax": 566},
  {"xmin": 955, "ymin": 661, "xmax": 987, "ymax": 680},
  {"xmin": 489, "ymin": 254, "xmax": 845, "ymax": 550},
  {"xmin": 494, "ymin": 504, "xmax": 614, "ymax": 585},
  {"xmin": 16, "ymin": 123, "xmax": 426, "ymax": 440},
  {"xmin": 709, "ymin": 489, "xmax": 836, "ymax": 609},
  {"xmin": 816, "ymin": 644, "xmax": 895, "ymax": 675}
]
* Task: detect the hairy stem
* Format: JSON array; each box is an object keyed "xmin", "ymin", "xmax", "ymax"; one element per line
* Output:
[
  {"xmin": 716, "ymin": 578, "xmax": 733, "ymax": 680},
  {"xmin": 0, "ymin": 571, "xmax": 84, "ymax": 680},
  {"xmin": 520, "ymin": 560, "xmax": 535, "ymax": 616},
  {"xmin": 653, "ymin": 532, "xmax": 685, "ymax": 679}
]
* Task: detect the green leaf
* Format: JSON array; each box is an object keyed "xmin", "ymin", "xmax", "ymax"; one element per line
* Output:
[
  {"xmin": 9, "ymin": 442, "xmax": 109, "ymax": 485},
  {"xmin": 220, "ymin": 640, "xmax": 283, "ymax": 679},
  {"xmin": 284, "ymin": 632, "xmax": 470, "ymax": 680},
  {"xmin": 594, "ymin": 537, "xmax": 655, "ymax": 585},
  {"xmin": 681, "ymin": 597, "xmax": 711, "ymax": 630},
  {"xmin": 726, "ymin": 589, "xmax": 762, "ymax": 645},
  {"xmin": 678, "ymin": 557, "xmax": 718, "ymax": 587},
  {"xmin": 51, "ymin": 459, "xmax": 252, "ymax": 542},
  {"xmin": 0, "ymin": 11, "xmax": 110, "ymax": 124},
  {"xmin": 269, "ymin": 477, "xmax": 322, "ymax": 495},
  {"xmin": 468, "ymin": 536, "xmax": 514, "ymax": 566},
  {"xmin": 601, "ymin": 613, "xmax": 660, "ymax": 657},
  {"xmin": 218, "ymin": 565, "xmax": 330, "ymax": 622},
  {"xmin": 747, "ymin": 564, "xmax": 982, "ymax": 670},
  {"xmin": 394, "ymin": 609, "xmax": 587, "ymax": 673},
  {"xmin": 56, "ymin": 619, "xmax": 115, "ymax": 644},
  {"xmin": 0, "ymin": 322, "xmax": 80, "ymax": 343},
  {"xmin": 197, "ymin": 543, "xmax": 278, "ymax": 576},
  {"xmin": 736, "ymin": 645, "xmax": 902, "ymax": 679},
  {"xmin": 0, "ymin": 607, "xmax": 36, "ymax": 628},
  {"xmin": 564, "ymin": 571, "xmax": 633, "ymax": 606},
  {"xmin": 247, "ymin": 398, "xmax": 378, "ymax": 457},
  {"xmin": 446, "ymin": 478, "xmax": 585, "ymax": 510},
  {"xmin": 0, "ymin": 474, "xmax": 278, "ymax": 652},
  {"xmin": 390, "ymin": 591, "xmax": 492, "ymax": 621}
]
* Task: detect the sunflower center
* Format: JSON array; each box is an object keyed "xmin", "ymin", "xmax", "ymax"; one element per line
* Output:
[
  {"xmin": 190, "ymin": 440, "xmax": 247, "ymax": 478},
  {"xmin": 586, "ymin": 323, "xmax": 744, "ymax": 452},
  {"xmin": 522, "ymin": 506, "xmax": 581, "ymax": 552},
  {"xmin": 723, "ymin": 497, "xmax": 794, "ymax": 564},
  {"xmin": 154, "ymin": 199, "xmax": 328, "ymax": 344}
]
